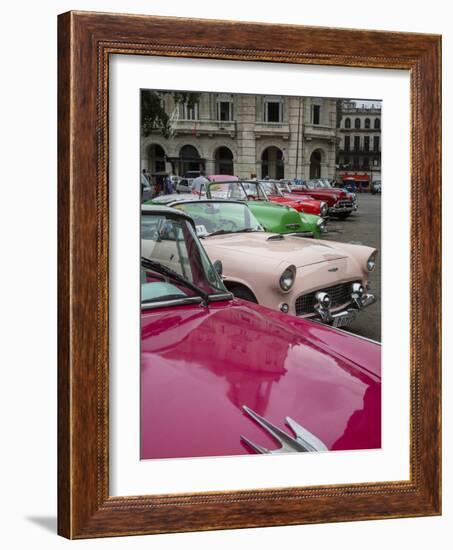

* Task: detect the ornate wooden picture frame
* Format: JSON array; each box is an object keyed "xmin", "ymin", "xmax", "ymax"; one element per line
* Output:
[{"xmin": 58, "ymin": 11, "xmax": 441, "ymax": 539}]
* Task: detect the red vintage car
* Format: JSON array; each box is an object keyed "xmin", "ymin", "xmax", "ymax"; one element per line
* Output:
[
  {"xmin": 289, "ymin": 179, "xmax": 357, "ymax": 219},
  {"xmin": 258, "ymin": 179, "xmax": 329, "ymax": 218},
  {"xmin": 140, "ymin": 205, "xmax": 381, "ymax": 460}
]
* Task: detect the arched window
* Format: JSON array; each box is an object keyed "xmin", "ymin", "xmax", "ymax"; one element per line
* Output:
[
  {"xmin": 365, "ymin": 118, "xmax": 371, "ymax": 128},
  {"xmin": 374, "ymin": 118, "xmax": 381, "ymax": 129},
  {"xmin": 344, "ymin": 118, "xmax": 351, "ymax": 128},
  {"xmin": 309, "ymin": 149, "xmax": 324, "ymax": 179},
  {"xmin": 354, "ymin": 118, "xmax": 361, "ymax": 129},
  {"xmin": 146, "ymin": 144, "xmax": 166, "ymax": 174},
  {"xmin": 180, "ymin": 145, "xmax": 202, "ymax": 176},
  {"xmin": 261, "ymin": 146, "xmax": 284, "ymax": 179},
  {"xmin": 214, "ymin": 147, "xmax": 234, "ymax": 175}
]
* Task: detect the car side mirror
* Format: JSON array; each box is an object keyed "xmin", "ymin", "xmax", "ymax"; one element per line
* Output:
[{"xmin": 213, "ymin": 259, "xmax": 223, "ymax": 276}]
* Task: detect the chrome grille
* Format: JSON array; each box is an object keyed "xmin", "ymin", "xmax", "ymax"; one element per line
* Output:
[{"xmin": 295, "ymin": 281, "xmax": 358, "ymax": 316}]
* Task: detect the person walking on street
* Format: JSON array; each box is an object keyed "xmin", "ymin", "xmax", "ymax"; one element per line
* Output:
[
  {"xmin": 141, "ymin": 169, "xmax": 150, "ymax": 201},
  {"xmin": 164, "ymin": 175, "xmax": 174, "ymax": 195}
]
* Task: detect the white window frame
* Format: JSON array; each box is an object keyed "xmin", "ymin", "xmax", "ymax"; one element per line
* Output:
[
  {"xmin": 264, "ymin": 96, "xmax": 283, "ymax": 123},
  {"xmin": 312, "ymin": 103, "xmax": 321, "ymax": 125},
  {"xmin": 217, "ymin": 99, "xmax": 233, "ymax": 122}
]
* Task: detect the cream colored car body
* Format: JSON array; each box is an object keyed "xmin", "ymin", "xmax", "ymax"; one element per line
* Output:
[{"xmin": 199, "ymin": 232, "xmax": 375, "ymax": 318}]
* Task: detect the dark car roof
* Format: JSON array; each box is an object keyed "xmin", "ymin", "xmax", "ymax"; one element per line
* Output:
[{"xmin": 141, "ymin": 204, "xmax": 195, "ymax": 225}]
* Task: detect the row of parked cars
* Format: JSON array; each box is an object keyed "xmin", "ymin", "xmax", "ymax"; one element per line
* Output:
[{"xmin": 140, "ymin": 175, "xmax": 381, "ymax": 461}]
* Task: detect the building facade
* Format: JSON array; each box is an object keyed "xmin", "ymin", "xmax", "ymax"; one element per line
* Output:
[
  {"xmin": 141, "ymin": 92, "xmax": 338, "ymax": 181},
  {"xmin": 336, "ymin": 100, "xmax": 382, "ymax": 185}
]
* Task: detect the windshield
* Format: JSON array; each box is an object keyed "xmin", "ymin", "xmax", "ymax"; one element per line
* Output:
[
  {"xmin": 277, "ymin": 182, "xmax": 291, "ymax": 193},
  {"xmin": 305, "ymin": 180, "xmax": 318, "ymax": 189},
  {"xmin": 141, "ymin": 214, "xmax": 227, "ymax": 304},
  {"xmin": 259, "ymin": 181, "xmax": 283, "ymax": 197},
  {"xmin": 173, "ymin": 202, "xmax": 263, "ymax": 237},
  {"xmin": 207, "ymin": 181, "xmax": 269, "ymax": 202},
  {"xmin": 319, "ymin": 180, "xmax": 333, "ymax": 188},
  {"xmin": 206, "ymin": 181, "xmax": 247, "ymax": 200},
  {"xmin": 307, "ymin": 179, "xmax": 331, "ymax": 189}
]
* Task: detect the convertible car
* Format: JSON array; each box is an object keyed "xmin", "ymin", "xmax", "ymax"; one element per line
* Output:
[
  {"xmin": 149, "ymin": 179, "xmax": 326, "ymax": 237},
  {"xmin": 204, "ymin": 179, "xmax": 327, "ymax": 237},
  {"xmin": 142, "ymin": 199, "xmax": 377, "ymax": 328},
  {"xmin": 289, "ymin": 179, "xmax": 357, "ymax": 219},
  {"xmin": 257, "ymin": 179, "xmax": 329, "ymax": 217},
  {"xmin": 141, "ymin": 205, "xmax": 381, "ymax": 459}
]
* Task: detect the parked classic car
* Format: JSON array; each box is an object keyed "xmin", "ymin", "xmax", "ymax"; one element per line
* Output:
[
  {"xmin": 143, "ymin": 199, "xmax": 377, "ymax": 328},
  {"xmin": 148, "ymin": 180, "xmax": 326, "ymax": 237},
  {"xmin": 140, "ymin": 204, "xmax": 381, "ymax": 459},
  {"xmin": 204, "ymin": 179, "xmax": 326, "ymax": 237},
  {"xmin": 258, "ymin": 180, "xmax": 329, "ymax": 217},
  {"xmin": 290, "ymin": 179, "xmax": 357, "ymax": 219}
]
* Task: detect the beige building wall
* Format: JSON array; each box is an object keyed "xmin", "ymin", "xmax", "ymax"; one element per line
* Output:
[{"xmin": 141, "ymin": 92, "xmax": 337, "ymax": 181}]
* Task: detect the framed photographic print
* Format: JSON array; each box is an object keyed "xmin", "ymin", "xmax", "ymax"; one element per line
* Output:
[{"xmin": 58, "ymin": 11, "xmax": 441, "ymax": 539}]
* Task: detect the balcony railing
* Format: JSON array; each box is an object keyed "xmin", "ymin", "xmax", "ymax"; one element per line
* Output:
[
  {"xmin": 254, "ymin": 122, "xmax": 290, "ymax": 137},
  {"xmin": 170, "ymin": 119, "xmax": 237, "ymax": 135},
  {"xmin": 304, "ymin": 124, "xmax": 336, "ymax": 140}
]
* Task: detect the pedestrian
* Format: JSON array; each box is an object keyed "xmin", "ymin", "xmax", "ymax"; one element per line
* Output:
[
  {"xmin": 164, "ymin": 175, "xmax": 174, "ymax": 195},
  {"xmin": 140, "ymin": 168, "xmax": 150, "ymax": 201}
]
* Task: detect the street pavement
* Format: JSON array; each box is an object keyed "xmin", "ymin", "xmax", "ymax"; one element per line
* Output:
[{"xmin": 321, "ymin": 193, "xmax": 381, "ymax": 342}]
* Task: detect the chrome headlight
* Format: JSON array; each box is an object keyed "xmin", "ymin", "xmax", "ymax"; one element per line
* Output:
[
  {"xmin": 320, "ymin": 202, "xmax": 328, "ymax": 217},
  {"xmin": 367, "ymin": 251, "xmax": 377, "ymax": 271},
  {"xmin": 316, "ymin": 218, "xmax": 327, "ymax": 233},
  {"xmin": 279, "ymin": 265, "xmax": 296, "ymax": 291}
]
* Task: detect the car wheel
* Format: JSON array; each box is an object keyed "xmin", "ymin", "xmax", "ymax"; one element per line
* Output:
[{"xmin": 231, "ymin": 286, "xmax": 258, "ymax": 303}]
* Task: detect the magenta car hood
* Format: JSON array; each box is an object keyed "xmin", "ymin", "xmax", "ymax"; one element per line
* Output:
[{"xmin": 141, "ymin": 299, "xmax": 381, "ymax": 460}]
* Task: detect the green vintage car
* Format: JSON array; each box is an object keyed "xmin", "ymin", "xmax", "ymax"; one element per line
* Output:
[
  {"xmin": 203, "ymin": 180, "xmax": 326, "ymax": 237},
  {"xmin": 175, "ymin": 178, "xmax": 324, "ymax": 237},
  {"xmin": 149, "ymin": 192, "xmax": 324, "ymax": 237}
]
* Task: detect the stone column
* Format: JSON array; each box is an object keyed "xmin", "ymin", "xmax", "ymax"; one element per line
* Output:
[
  {"xmin": 205, "ymin": 159, "xmax": 216, "ymax": 175},
  {"xmin": 287, "ymin": 96, "xmax": 304, "ymax": 180},
  {"xmin": 235, "ymin": 95, "xmax": 257, "ymax": 179}
]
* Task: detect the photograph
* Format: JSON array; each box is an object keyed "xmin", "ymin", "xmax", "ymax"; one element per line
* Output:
[{"xmin": 139, "ymin": 90, "xmax": 382, "ymax": 460}]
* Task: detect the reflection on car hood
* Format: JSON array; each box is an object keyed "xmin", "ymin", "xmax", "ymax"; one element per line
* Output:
[
  {"xmin": 141, "ymin": 299, "xmax": 381, "ymax": 459},
  {"xmin": 202, "ymin": 232, "xmax": 347, "ymax": 267}
]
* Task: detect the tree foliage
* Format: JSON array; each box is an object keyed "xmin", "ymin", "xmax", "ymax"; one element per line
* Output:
[{"xmin": 141, "ymin": 90, "xmax": 200, "ymax": 139}]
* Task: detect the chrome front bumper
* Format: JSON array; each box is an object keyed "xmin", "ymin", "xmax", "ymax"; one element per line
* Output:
[
  {"xmin": 314, "ymin": 293, "xmax": 376, "ymax": 327},
  {"xmin": 328, "ymin": 205, "xmax": 354, "ymax": 215}
]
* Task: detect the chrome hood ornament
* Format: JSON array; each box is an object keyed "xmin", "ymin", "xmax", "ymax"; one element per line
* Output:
[{"xmin": 241, "ymin": 405, "xmax": 328, "ymax": 454}]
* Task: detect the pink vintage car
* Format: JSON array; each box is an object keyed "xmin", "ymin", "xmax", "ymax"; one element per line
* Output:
[
  {"xmin": 143, "ymin": 199, "xmax": 377, "ymax": 329},
  {"xmin": 141, "ymin": 205, "xmax": 381, "ymax": 460}
]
